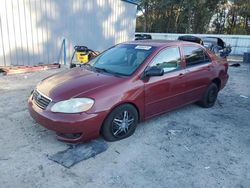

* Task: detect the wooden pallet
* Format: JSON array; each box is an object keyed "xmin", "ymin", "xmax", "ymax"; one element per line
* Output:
[{"xmin": 0, "ymin": 64, "xmax": 60, "ymax": 75}]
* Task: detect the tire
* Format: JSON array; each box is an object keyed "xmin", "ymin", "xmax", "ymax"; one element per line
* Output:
[
  {"xmin": 101, "ymin": 104, "xmax": 138, "ymax": 141},
  {"xmin": 199, "ymin": 83, "xmax": 218, "ymax": 108}
]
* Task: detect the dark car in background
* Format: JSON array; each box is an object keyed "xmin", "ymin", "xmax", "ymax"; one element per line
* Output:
[
  {"xmin": 178, "ymin": 35, "xmax": 204, "ymax": 45},
  {"xmin": 178, "ymin": 35, "xmax": 232, "ymax": 57},
  {"xmin": 202, "ymin": 37, "xmax": 232, "ymax": 57},
  {"xmin": 135, "ymin": 34, "xmax": 152, "ymax": 40},
  {"xmin": 28, "ymin": 40, "xmax": 229, "ymax": 143}
]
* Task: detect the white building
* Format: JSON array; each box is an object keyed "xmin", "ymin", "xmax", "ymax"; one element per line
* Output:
[{"xmin": 0, "ymin": 0, "xmax": 138, "ymax": 66}]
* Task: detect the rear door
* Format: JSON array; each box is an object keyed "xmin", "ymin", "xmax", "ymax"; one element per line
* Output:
[
  {"xmin": 181, "ymin": 45, "xmax": 213, "ymax": 102},
  {"xmin": 144, "ymin": 47, "xmax": 186, "ymax": 118}
]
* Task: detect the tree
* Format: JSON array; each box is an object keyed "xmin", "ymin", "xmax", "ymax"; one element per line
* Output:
[
  {"xmin": 136, "ymin": 0, "xmax": 250, "ymax": 35},
  {"xmin": 226, "ymin": 0, "xmax": 250, "ymax": 34},
  {"xmin": 211, "ymin": 0, "xmax": 230, "ymax": 34}
]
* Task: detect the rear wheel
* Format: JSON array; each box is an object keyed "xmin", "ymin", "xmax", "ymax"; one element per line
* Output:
[
  {"xmin": 101, "ymin": 104, "xmax": 138, "ymax": 141},
  {"xmin": 199, "ymin": 83, "xmax": 218, "ymax": 108}
]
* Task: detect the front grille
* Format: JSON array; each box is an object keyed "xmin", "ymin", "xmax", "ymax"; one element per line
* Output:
[{"xmin": 32, "ymin": 90, "xmax": 51, "ymax": 110}]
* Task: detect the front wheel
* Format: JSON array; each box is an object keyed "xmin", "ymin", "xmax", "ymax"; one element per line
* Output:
[
  {"xmin": 101, "ymin": 104, "xmax": 138, "ymax": 141},
  {"xmin": 199, "ymin": 83, "xmax": 218, "ymax": 108}
]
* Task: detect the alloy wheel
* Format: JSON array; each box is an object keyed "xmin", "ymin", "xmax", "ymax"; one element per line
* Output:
[{"xmin": 111, "ymin": 110, "xmax": 135, "ymax": 138}]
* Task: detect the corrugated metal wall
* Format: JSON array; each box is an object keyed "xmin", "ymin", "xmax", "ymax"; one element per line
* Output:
[
  {"xmin": 137, "ymin": 33, "xmax": 250, "ymax": 55},
  {"xmin": 0, "ymin": 0, "xmax": 137, "ymax": 66}
]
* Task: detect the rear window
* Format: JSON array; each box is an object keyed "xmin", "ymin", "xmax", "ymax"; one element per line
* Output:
[{"xmin": 183, "ymin": 46, "xmax": 210, "ymax": 66}]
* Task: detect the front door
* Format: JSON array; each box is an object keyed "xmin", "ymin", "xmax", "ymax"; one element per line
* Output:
[{"xmin": 144, "ymin": 47, "xmax": 186, "ymax": 119}]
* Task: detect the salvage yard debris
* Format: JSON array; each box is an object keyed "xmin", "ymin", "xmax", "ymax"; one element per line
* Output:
[
  {"xmin": 230, "ymin": 63, "xmax": 241, "ymax": 67},
  {"xmin": 167, "ymin": 129, "xmax": 181, "ymax": 136},
  {"xmin": 48, "ymin": 139, "xmax": 108, "ymax": 168},
  {"xmin": 0, "ymin": 64, "xmax": 60, "ymax": 75},
  {"xmin": 240, "ymin": 95, "xmax": 249, "ymax": 99}
]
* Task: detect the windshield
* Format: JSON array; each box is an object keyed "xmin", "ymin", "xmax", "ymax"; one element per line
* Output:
[{"xmin": 89, "ymin": 44, "xmax": 156, "ymax": 76}]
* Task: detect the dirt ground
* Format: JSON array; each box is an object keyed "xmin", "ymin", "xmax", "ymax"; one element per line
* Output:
[{"xmin": 0, "ymin": 61, "xmax": 249, "ymax": 188}]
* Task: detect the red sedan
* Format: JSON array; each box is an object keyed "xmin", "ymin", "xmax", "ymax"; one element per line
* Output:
[{"xmin": 28, "ymin": 40, "xmax": 229, "ymax": 143}]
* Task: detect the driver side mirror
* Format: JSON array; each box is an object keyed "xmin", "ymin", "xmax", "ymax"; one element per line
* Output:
[{"xmin": 141, "ymin": 66, "xmax": 164, "ymax": 80}]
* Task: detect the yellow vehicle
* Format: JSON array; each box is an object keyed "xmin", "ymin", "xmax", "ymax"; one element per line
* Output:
[{"xmin": 70, "ymin": 46, "xmax": 99, "ymax": 68}]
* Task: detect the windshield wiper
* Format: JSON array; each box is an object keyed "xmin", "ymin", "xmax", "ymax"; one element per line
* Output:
[
  {"xmin": 94, "ymin": 67, "xmax": 106, "ymax": 72},
  {"xmin": 94, "ymin": 67, "xmax": 124, "ymax": 77}
]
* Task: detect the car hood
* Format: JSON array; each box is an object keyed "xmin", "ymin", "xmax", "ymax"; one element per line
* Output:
[{"xmin": 37, "ymin": 68, "xmax": 123, "ymax": 101}]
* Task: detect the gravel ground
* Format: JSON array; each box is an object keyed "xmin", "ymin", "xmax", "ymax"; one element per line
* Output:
[{"xmin": 0, "ymin": 63, "xmax": 249, "ymax": 188}]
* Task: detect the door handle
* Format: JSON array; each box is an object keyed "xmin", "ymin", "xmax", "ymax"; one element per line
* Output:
[
  {"xmin": 206, "ymin": 66, "xmax": 212, "ymax": 71},
  {"xmin": 178, "ymin": 73, "xmax": 184, "ymax": 78}
]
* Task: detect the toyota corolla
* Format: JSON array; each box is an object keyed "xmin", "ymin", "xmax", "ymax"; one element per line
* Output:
[{"xmin": 28, "ymin": 40, "xmax": 229, "ymax": 142}]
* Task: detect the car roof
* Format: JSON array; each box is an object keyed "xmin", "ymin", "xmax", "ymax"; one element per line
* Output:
[{"xmin": 123, "ymin": 40, "xmax": 199, "ymax": 48}]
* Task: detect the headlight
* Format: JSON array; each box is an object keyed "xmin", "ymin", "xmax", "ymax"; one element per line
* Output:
[{"xmin": 51, "ymin": 98, "xmax": 94, "ymax": 113}]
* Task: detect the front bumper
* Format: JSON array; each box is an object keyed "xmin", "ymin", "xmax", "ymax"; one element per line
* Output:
[{"xmin": 28, "ymin": 96, "xmax": 107, "ymax": 143}]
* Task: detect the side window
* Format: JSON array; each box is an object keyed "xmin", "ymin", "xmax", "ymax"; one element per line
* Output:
[
  {"xmin": 183, "ymin": 46, "xmax": 210, "ymax": 67},
  {"xmin": 150, "ymin": 47, "xmax": 181, "ymax": 73}
]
